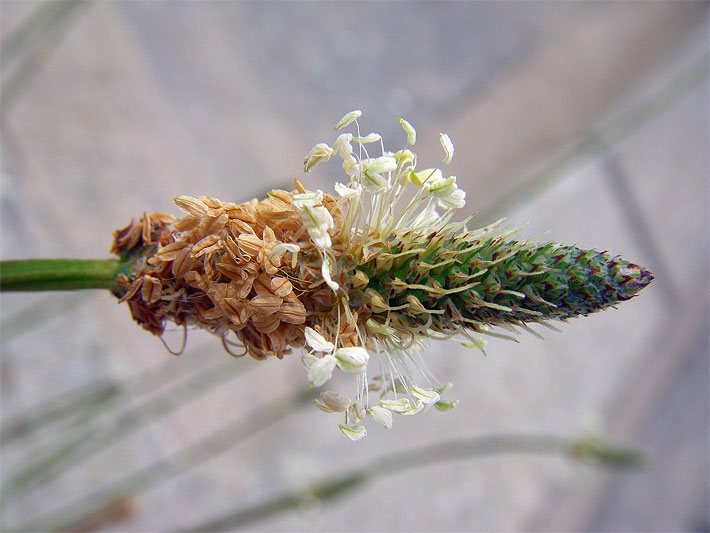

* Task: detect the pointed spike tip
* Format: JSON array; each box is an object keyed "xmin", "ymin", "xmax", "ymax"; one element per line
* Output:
[{"xmin": 613, "ymin": 261, "xmax": 654, "ymax": 300}]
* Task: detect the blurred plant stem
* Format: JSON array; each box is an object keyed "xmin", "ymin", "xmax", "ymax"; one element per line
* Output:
[
  {"xmin": 1, "ymin": 0, "xmax": 83, "ymax": 66},
  {"xmin": 1, "ymin": 0, "xmax": 89, "ymax": 114},
  {"xmin": 0, "ymin": 259, "xmax": 122, "ymax": 291},
  {"xmin": 0, "ymin": 356, "xmax": 251, "ymax": 507},
  {"xmin": 0, "ymin": 292, "xmax": 88, "ymax": 342},
  {"xmin": 185, "ymin": 434, "xmax": 643, "ymax": 531},
  {"xmin": 478, "ymin": 52, "xmax": 709, "ymax": 224},
  {"xmin": 0, "ymin": 343, "xmax": 223, "ymax": 444},
  {"xmin": 14, "ymin": 387, "xmax": 316, "ymax": 532}
]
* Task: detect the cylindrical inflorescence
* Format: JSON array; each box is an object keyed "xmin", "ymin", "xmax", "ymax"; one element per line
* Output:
[
  {"xmin": 111, "ymin": 193, "xmax": 653, "ymax": 359},
  {"xmin": 351, "ymin": 228, "xmax": 654, "ymax": 343},
  {"xmin": 108, "ymin": 110, "xmax": 654, "ymax": 439}
]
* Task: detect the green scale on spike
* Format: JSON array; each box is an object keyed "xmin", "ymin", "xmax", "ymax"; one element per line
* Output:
[{"xmin": 352, "ymin": 229, "xmax": 654, "ymax": 335}]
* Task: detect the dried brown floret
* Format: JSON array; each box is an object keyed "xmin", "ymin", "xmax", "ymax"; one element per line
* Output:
[{"xmin": 111, "ymin": 193, "xmax": 340, "ymax": 359}]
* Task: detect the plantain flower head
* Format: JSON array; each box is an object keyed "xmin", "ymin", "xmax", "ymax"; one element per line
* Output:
[{"xmin": 111, "ymin": 110, "xmax": 653, "ymax": 440}]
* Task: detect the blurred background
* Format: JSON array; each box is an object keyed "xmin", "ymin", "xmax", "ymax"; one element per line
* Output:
[{"xmin": 1, "ymin": 1, "xmax": 708, "ymax": 531}]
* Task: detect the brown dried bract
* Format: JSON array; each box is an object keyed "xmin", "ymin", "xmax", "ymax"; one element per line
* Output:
[{"xmin": 111, "ymin": 192, "xmax": 345, "ymax": 359}]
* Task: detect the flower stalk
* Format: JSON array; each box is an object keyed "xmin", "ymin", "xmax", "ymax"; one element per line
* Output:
[
  {"xmin": 186, "ymin": 433, "xmax": 643, "ymax": 532},
  {"xmin": 0, "ymin": 258, "xmax": 124, "ymax": 291}
]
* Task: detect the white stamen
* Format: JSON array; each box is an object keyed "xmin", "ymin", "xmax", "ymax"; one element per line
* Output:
[
  {"xmin": 304, "ymin": 143, "xmax": 335, "ymax": 172},
  {"xmin": 334, "ymin": 346, "xmax": 369, "ymax": 374},
  {"xmin": 411, "ymin": 168, "xmax": 443, "ymax": 186},
  {"xmin": 270, "ymin": 243, "xmax": 300, "ymax": 260},
  {"xmin": 398, "ymin": 117, "xmax": 416, "ymax": 145},
  {"xmin": 339, "ymin": 424, "xmax": 367, "ymax": 441},
  {"xmin": 334, "ymin": 110, "xmax": 362, "ymax": 131},
  {"xmin": 314, "ymin": 391, "xmax": 352, "ymax": 413},
  {"xmin": 363, "ymin": 155, "xmax": 397, "ymax": 175},
  {"xmin": 291, "ymin": 191, "xmax": 334, "ymax": 250},
  {"xmin": 305, "ymin": 327, "xmax": 334, "ymax": 353},
  {"xmin": 368, "ymin": 405, "xmax": 393, "ymax": 429},
  {"xmin": 401, "ymin": 399, "xmax": 424, "ymax": 415},
  {"xmin": 439, "ymin": 133, "xmax": 454, "ymax": 164},
  {"xmin": 291, "ymin": 190, "xmax": 323, "ymax": 208},
  {"xmin": 380, "ymin": 398, "xmax": 412, "ymax": 413},
  {"xmin": 437, "ymin": 188, "xmax": 466, "ymax": 210},
  {"xmin": 308, "ymin": 354, "xmax": 336, "ymax": 387},
  {"xmin": 321, "ymin": 255, "xmax": 340, "ymax": 292},
  {"xmin": 334, "ymin": 182, "xmax": 361, "ymax": 199},
  {"xmin": 334, "ymin": 133, "xmax": 354, "ymax": 158},
  {"xmin": 353, "ymin": 133, "xmax": 382, "ymax": 144},
  {"xmin": 342, "ymin": 156, "xmax": 360, "ymax": 179},
  {"xmin": 411, "ymin": 385, "xmax": 441, "ymax": 405},
  {"xmin": 434, "ymin": 400, "xmax": 459, "ymax": 412},
  {"xmin": 296, "ymin": 110, "xmax": 474, "ymax": 438}
]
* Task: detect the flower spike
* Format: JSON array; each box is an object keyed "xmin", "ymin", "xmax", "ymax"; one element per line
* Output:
[{"xmin": 111, "ymin": 111, "xmax": 653, "ymax": 440}]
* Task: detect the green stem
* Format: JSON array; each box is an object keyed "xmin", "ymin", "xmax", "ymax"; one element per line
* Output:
[
  {"xmin": 185, "ymin": 434, "xmax": 644, "ymax": 532},
  {"xmin": 0, "ymin": 258, "xmax": 124, "ymax": 291}
]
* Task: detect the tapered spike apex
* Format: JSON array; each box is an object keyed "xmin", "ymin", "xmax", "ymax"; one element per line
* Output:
[
  {"xmin": 356, "ymin": 238, "xmax": 653, "ymax": 334},
  {"xmin": 612, "ymin": 262, "xmax": 655, "ymax": 300}
]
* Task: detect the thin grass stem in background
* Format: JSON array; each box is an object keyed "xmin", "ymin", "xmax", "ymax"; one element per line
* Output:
[
  {"xmin": 1, "ymin": 357, "xmax": 251, "ymax": 505},
  {"xmin": 0, "ymin": 293, "xmax": 88, "ymax": 343},
  {"xmin": 1, "ymin": 358, "xmax": 163, "ymax": 445},
  {"xmin": 0, "ymin": 0, "xmax": 84, "ymax": 67},
  {"xmin": 1, "ymin": 0, "xmax": 89, "ymax": 113},
  {"xmin": 186, "ymin": 434, "xmax": 644, "ymax": 531},
  {"xmin": 0, "ymin": 342, "xmax": 227, "ymax": 444},
  {"xmin": 14, "ymin": 387, "xmax": 316, "ymax": 532},
  {"xmin": 478, "ymin": 52, "xmax": 709, "ymax": 224}
]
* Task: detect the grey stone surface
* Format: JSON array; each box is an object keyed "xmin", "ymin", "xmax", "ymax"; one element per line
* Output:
[{"xmin": 1, "ymin": 1, "xmax": 708, "ymax": 531}]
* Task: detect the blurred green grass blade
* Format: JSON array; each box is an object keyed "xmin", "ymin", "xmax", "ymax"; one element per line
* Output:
[
  {"xmin": 0, "ymin": 344, "xmax": 214, "ymax": 445},
  {"xmin": 1, "ymin": 0, "xmax": 85, "ymax": 68},
  {"xmin": 17, "ymin": 388, "xmax": 315, "ymax": 532},
  {"xmin": 192, "ymin": 472, "xmax": 369, "ymax": 532},
  {"xmin": 0, "ymin": 293, "xmax": 87, "ymax": 343},
  {"xmin": 187, "ymin": 434, "xmax": 643, "ymax": 532},
  {"xmin": 478, "ymin": 52, "xmax": 709, "ymax": 224},
  {"xmin": 1, "ymin": 357, "xmax": 251, "ymax": 504},
  {"xmin": 1, "ymin": 1, "xmax": 90, "ymax": 113}
]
